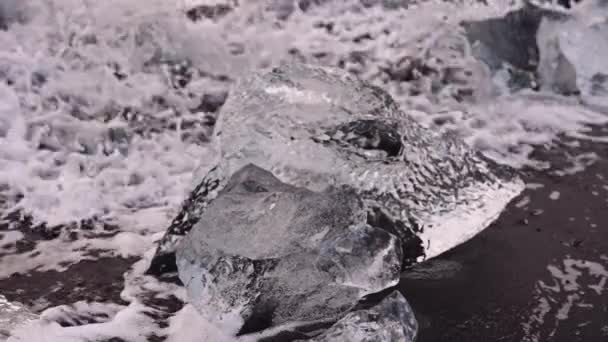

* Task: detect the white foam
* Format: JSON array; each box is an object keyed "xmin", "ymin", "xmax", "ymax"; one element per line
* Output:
[
  {"xmin": 0, "ymin": 0, "xmax": 214, "ymax": 229},
  {"xmin": 523, "ymin": 256, "xmax": 608, "ymax": 340},
  {"xmin": 8, "ymin": 302, "xmax": 158, "ymax": 342},
  {"xmin": 0, "ymin": 294, "xmax": 38, "ymax": 340},
  {"xmin": 164, "ymin": 304, "xmax": 236, "ymax": 342},
  {"xmin": 0, "ymin": 231, "xmax": 23, "ymax": 246}
]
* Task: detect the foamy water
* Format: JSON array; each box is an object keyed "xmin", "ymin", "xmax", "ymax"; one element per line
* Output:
[
  {"xmin": 523, "ymin": 256, "xmax": 608, "ymax": 342},
  {"xmin": 1, "ymin": 0, "xmax": 608, "ymax": 341}
]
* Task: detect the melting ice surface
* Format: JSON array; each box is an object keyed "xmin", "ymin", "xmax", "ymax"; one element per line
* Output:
[
  {"xmin": 168, "ymin": 63, "xmax": 524, "ymax": 264},
  {"xmin": 176, "ymin": 164, "xmax": 405, "ymax": 333},
  {"xmin": 0, "ymin": 0, "xmax": 608, "ymax": 341}
]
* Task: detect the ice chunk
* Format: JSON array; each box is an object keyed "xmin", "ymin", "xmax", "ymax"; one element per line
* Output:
[
  {"xmin": 462, "ymin": 3, "xmax": 570, "ymax": 90},
  {"xmin": 463, "ymin": 3, "xmax": 569, "ymax": 73},
  {"xmin": 463, "ymin": 2, "xmax": 608, "ymax": 102},
  {"xmin": 537, "ymin": 5, "xmax": 608, "ymax": 104},
  {"xmin": 304, "ymin": 291, "xmax": 418, "ymax": 342},
  {"xmin": 149, "ymin": 63, "xmax": 523, "ymax": 276},
  {"xmin": 176, "ymin": 164, "xmax": 402, "ymax": 334}
]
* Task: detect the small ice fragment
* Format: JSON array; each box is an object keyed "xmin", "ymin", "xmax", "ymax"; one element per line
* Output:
[
  {"xmin": 549, "ymin": 191, "xmax": 560, "ymax": 200},
  {"xmin": 150, "ymin": 63, "xmax": 524, "ymax": 276},
  {"xmin": 532, "ymin": 209, "xmax": 544, "ymax": 216},
  {"xmin": 526, "ymin": 183, "xmax": 545, "ymax": 190},
  {"xmin": 515, "ymin": 195, "xmax": 531, "ymax": 208}
]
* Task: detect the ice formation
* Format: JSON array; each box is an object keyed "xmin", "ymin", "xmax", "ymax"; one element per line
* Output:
[
  {"xmin": 537, "ymin": 4, "xmax": 608, "ymax": 107},
  {"xmin": 304, "ymin": 291, "xmax": 418, "ymax": 342},
  {"xmin": 151, "ymin": 63, "xmax": 524, "ymax": 277},
  {"xmin": 163, "ymin": 62, "xmax": 525, "ymax": 338},
  {"xmin": 176, "ymin": 164, "xmax": 402, "ymax": 333}
]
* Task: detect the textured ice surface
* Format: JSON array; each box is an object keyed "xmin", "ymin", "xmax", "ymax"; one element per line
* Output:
[
  {"xmin": 176, "ymin": 164, "xmax": 402, "ymax": 333},
  {"xmin": 304, "ymin": 291, "xmax": 418, "ymax": 342},
  {"xmin": 153, "ymin": 63, "xmax": 524, "ymax": 276}
]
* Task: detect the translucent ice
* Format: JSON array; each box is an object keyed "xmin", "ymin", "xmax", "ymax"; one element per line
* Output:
[
  {"xmin": 150, "ymin": 63, "xmax": 524, "ymax": 275},
  {"xmin": 462, "ymin": 3, "xmax": 569, "ymax": 90},
  {"xmin": 304, "ymin": 291, "xmax": 418, "ymax": 342},
  {"xmin": 176, "ymin": 164, "xmax": 402, "ymax": 333},
  {"xmin": 463, "ymin": 1, "xmax": 608, "ymax": 104}
]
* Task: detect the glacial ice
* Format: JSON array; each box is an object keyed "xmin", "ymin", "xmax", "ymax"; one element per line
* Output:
[
  {"xmin": 176, "ymin": 164, "xmax": 402, "ymax": 333},
  {"xmin": 304, "ymin": 291, "xmax": 418, "ymax": 342},
  {"xmin": 150, "ymin": 63, "xmax": 524, "ymax": 276},
  {"xmin": 162, "ymin": 62, "xmax": 526, "ymax": 339},
  {"xmin": 537, "ymin": 6, "xmax": 608, "ymax": 105},
  {"xmin": 463, "ymin": 4, "xmax": 552, "ymax": 73},
  {"xmin": 462, "ymin": 3, "xmax": 570, "ymax": 91},
  {"xmin": 463, "ymin": 1, "xmax": 608, "ymax": 104}
]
